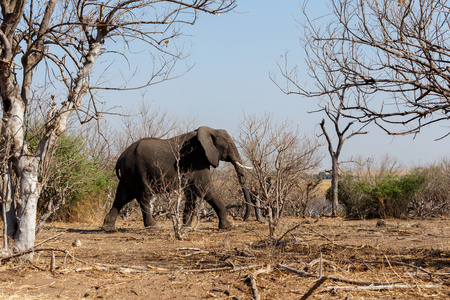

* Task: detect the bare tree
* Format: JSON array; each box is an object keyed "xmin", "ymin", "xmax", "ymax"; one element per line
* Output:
[
  {"xmin": 274, "ymin": 57, "xmax": 368, "ymax": 217},
  {"xmin": 237, "ymin": 113, "xmax": 322, "ymax": 240},
  {"xmin": 0, "ymin": 0, "xmax": 235, "ymax": 259},
  {"xmin": 293, "ymin": 0, "xmax": 450, "ymax": 137},
  {"xmin": 117, "ymin": 100, "xmax": 197, "ymax": 152},
  {"xmin": 318, "ymin": 101, "xmax": 368, "ymax": 216}
]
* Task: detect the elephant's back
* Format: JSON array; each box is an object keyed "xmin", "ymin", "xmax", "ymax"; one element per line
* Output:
[{"xmin": 118, "ymin": 138, "xmax": 176, "ymax": 178}]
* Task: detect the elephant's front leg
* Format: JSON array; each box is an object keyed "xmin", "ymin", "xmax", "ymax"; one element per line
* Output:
[
  {"xmin": 192, "ymin": 172, "xmax": 232, "ymax": 229},
  {"xmin": 138, "ymin": 194, "xmax": 157, "ymax": 228},
  {"xmin": 203, "ymin": 189, "xmax": 232, "ymax": 229}
]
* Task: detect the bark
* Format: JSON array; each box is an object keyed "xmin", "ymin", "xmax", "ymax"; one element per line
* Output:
[
  {"xmin": 330, "ymin": 157, "xmax": 339, "ymax": 217},
  {"xmin": 13, "ymin": 156, "xmax": 41, "ymax": 259},
  {"xmin": 320, "ymin": 119, "xmax": 340, "ymax": 217}
]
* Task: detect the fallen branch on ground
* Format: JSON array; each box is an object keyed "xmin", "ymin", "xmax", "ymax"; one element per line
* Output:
[
  {"xmin": 327, "ymin": 284, "xmax": 441, "ymax": 291},
  {"xmin": 300, "ymin": 276, "xmax": 327, "ymax": 300},
  {"xmin": 0, "ymin": 231, "xmax": 67, "ymax": 260},
  {"xmin": 247, "ymin": 265, "xmax": 272, "ymax": 300},
  {"xmin": 276, "ymin": 264, "xmax": 400, "ymax": 286}
]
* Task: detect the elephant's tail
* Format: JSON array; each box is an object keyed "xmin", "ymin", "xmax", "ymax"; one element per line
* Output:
[{"xmin": 115, "ymin": 163, "xmax": 122, "ymax": 179}]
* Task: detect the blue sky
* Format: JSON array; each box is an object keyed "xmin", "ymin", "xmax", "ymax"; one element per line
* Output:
[{"xmin": 105, "ymin": 1, "xmax": 450, "ymax": 168}]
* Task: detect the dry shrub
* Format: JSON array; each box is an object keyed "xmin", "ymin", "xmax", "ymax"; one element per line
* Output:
[
  {"xmin": 335, "ymin": 156, "xmax": 450, "ymax": 219},
  {"xmin": 68, "ymin": 189, "xmax": 115, "ymax": 224},
  {"xmin": 236, "ymin": 113, "xmax": 323, "ymax": 238},
  {"xmin": 409, "ymin": 158, "xmax": 450, "ymax": 217}
]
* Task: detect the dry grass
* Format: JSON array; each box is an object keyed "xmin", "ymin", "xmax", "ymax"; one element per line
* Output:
[
  {"xmin": 1, "ymin": 214, "xmax": 449, "ymax": 299},
  {"xmin": 318, "ymin": 179, "xmax": 332, "ymax": 194}
]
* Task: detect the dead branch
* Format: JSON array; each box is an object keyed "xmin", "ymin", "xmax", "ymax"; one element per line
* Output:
[
  {"xmin": 326, "ymin": 284, "xmax": 441, "ymax": 291},
  {"xmin": 300, "ymin": 276, "xmax": 328, "ymax": 300},
  {"xmin": 0, "ymin": 229, "xmax": 67, "ymax": 260},
  {"xmin": 276, "ymin": 223, "xmax": 301, "ymax": 244},
  {"xmin": 33, "ymin": 230, "xmax": 67, "ymax": 249},
  {"xmin": 301, "ymin": 225, "xmax": 346, "ymax": 248},
  {"xmin": 348, "ymin": 259, "xmax": 449, "ymax": 278},
  {"xmin": 276, "ymin": 264, "xmax": 400, "ymax": 286},
  {"xmin": 247, "ymin": 265, "xmax": 272, "ymax": 300}
]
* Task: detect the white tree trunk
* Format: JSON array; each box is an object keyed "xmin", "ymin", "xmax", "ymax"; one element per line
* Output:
[
  {"xmin": 13, "ymin": 156, "xmax": 41, "ymax": 259},
  {"xmin": 1, "ymin": 163, "xmax": 16, "ymax": 236}
]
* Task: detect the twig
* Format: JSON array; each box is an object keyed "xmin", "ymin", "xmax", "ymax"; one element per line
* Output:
[
  {"xmin": 50, "ymin": 251, "xmax": 56, "ymax": 272},
  {"xmin": 361, "ymin": 259, "xmax": 433, "ymax": 275},
  {"xmin": 300, "ymin": 276, "xmax": 327, "ymax": 300},
  {"xmin": 1, "ymin": 231, "xmax": 68, "ymax": 261},
  {"xmin": 245, "ymin": 227, "xmax": 264, "ymax": 240},
  {"xmin": 276, "ymin": 223, "xmax": 301, "ymax": 244},
  {"xmin": 327, "ymin": 284, "xmax": 441, "ymax": 291},
  {"xmin": 344, "ymin": 258, "xmax": 450, "ymax": 278},
  {"xmin": 230, "ymin": 264, "xmax": 264, "ymax": 272},
  {"xmin": 276, "ymin": 264, "xmax": 399, "ymax": 286},
  {"xmin": 1, "ymin": 247, "xmax": 67, "ymax": 261},
  {"xmin": 302, "ymin": 225, "xmax": 344, "ymax": 248},
  {"xmin": 34, "ymin": 230, "xmax": 67, "ymax": 248},
  {"xmin": 277, "ymin": 263, "xmax": 316, "ymax": 278},
  {"xmin": 319, "ymin": 252, "xmax": 323, "ymax": 278}
]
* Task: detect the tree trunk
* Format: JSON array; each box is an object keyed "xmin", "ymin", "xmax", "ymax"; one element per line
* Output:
[
  {"xmin": 1, "ymin": 164, "xmax": 16, "ymax": 236},
  {"xmin": 331, "ymin": 157, "xmax": 339, "ymax": 217},
  {"xmin": 13, "ymin": 156, "xmax": 41, "ymax": 260}
]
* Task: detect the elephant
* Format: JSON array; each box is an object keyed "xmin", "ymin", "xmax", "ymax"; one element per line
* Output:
[{"xmin": 102, "ymin": 126, "xmax": 259, "ymax": 232}]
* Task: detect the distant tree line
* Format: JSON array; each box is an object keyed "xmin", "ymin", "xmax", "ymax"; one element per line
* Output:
[{"xmin": 316, "ymin": 172, "xmax": 332, "ymax": 180}]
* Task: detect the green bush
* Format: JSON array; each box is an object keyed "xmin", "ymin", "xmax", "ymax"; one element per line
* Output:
[
  {"xmin": 329, "ymin": 172, "xmax": 426, "ymax": 219},
  {"xmin": 37, "ymin": 133, "xmax": 116, "ymax": 225}
]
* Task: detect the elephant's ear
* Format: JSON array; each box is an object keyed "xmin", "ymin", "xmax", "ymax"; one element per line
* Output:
[{"xmin": 197, "ymin": 126, "xmax": 220, "ymax": 168}]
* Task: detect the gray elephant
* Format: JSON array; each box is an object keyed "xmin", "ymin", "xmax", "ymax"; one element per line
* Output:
[{"xmin": 102, "ymin": 126, "xmax": 258, "ymax": 232}]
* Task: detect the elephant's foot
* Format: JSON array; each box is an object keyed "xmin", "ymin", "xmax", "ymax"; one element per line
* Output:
[
  {"xmin": 102, "ymin": 208, "xmax": 119, "ymax": 232},
  {"xmin": 143, "ymin": 219, "xmax": 157, "ymax": 228},
  {"xmin": 101, "ymin": 223, "xmax": 117, "ymax": 232},
  {"xmin": 219, "ymin": 219, "xmax": 232, "ymax": 229}
]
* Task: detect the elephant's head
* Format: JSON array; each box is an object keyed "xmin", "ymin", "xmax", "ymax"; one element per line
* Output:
[
  {"xmin": 197, "ymin": 126, "xmax": 256, "ymax": 216},
  {"xmin": 196, "ymin": 126, "xmax": 248, "ymax": 168},
  {"xmin": 182, "ymin": 126, "xmax": 255, "ymax": 217}
]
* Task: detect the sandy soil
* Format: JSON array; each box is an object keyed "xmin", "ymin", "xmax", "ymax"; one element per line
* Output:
[{"xmin": 0, "ymin": 214, "xmax": 449, "ymax": 299}]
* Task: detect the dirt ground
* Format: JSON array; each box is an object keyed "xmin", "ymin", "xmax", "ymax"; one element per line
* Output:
[{"xmin": 0, "ymin": 214, "xmax": 449, "ymax": 299}]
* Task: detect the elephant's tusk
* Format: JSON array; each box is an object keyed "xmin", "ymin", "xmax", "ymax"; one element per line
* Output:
[{"xmin": 236, "ymin": 161, "xmax": 253, "ymax": 170}]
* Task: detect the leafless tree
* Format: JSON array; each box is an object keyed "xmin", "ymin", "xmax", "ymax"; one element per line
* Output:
[
  {"xmin": 318, "ymin": 101, "xmax": 368, "ymax": 216},
  {"xmin": 291, "ymin": 0, "xmax": 450, "ymax": 137},
  {"xmin": 0, "ymin": 0, "xmax": 235, "ymax": 259},
  {"xmin": 117, "ymin": 100, "xmax": 197, "ymax": 152},
  {"xmin": 274, "ymin": 55, "xmax": 368, "ymax": 217},
  {"xmin": 237, "ymin": 113, "xmax": 322, "ymax": 240}
]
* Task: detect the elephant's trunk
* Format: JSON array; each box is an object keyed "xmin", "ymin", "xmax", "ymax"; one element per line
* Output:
[{"xmin": 232, "ymin": 161, "xmax": 264, "ymax": 222}]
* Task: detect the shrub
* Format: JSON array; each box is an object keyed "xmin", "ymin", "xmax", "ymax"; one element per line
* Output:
[
  {"xmin": 37, "ymin": 133, "xmax": 116, "ymax": 227},
  {"xmin": 331, "ymin": 172, "xmax": 426, "ymax": 219},
  {"xmin": 408, "ymin": 162, "xmax": 450, "ymax": 217}
]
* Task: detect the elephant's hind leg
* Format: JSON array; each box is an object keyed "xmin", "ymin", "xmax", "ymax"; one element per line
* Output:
[
  {"xmin": 182, "ymin": 188, "xmax": 197, "ymax": 227},
  {"xmin": 138, "ymin": 193, "xmax": 157, "ymax": 228},
  {"xmin": 102, "ymin": 181, "xmax": 134, "ymax": 232}
]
